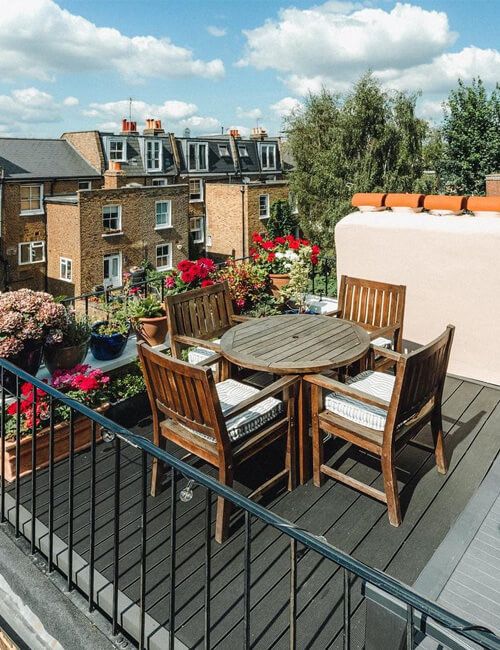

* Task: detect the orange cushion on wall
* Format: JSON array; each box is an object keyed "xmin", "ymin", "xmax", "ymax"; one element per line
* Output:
[
  {"xmin": 385, "ymin": 193, "xmax": 424, "ymax": 209},
  {"xmin": 351, "ymin": 193, "xmax": 387, "ymax": 209},
  {"xmin": 466, "ymin": 196, "xmax": 500, "ymax": 214},
  {"xmin": 423, "ymin": 195, "xmax": 466, "ymax": 213}
]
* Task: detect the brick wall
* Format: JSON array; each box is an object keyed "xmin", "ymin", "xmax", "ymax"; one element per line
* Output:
[
  {"xmin": 46, "ymin": 202, "xmax": 81, "ymax": 296},
  {"xmin": 486, "ymin": 174, "xmax": 500, "ymax": 196},
  {"xmin": 61, "ymin": 131, "xmax": 104, "ymax": 173},
  {"xmin": 246, "ymin": 182, "xmax": 290, "ymax": 243}
]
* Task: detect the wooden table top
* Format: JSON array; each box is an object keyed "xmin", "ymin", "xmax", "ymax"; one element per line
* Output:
[{"xmin": 220, "ymin": 314, "xmax": 370, "ymax": 374}]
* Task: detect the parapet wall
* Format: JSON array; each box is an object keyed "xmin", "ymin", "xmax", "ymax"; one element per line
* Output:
[{"xmin": 335, "ymin": 211, "xmax": 500, "ymax": 385}]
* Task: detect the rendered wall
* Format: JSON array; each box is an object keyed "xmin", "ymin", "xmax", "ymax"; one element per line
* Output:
[{"xmin": 335, "ymin": 211, "xmax": 500, "ymax": 385}]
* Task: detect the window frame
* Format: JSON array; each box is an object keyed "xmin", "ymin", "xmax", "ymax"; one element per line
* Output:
[
  {"xmin": 156, "ymin": 243, "xmax": 172, "ymax": 271},
  {"xmin": 102, "ymin": 204, "xmax": 122, "ymax": 234},
  {"xmin": 238, "ymin": 145, "xmax": 249, "ymax": 158},
  {"xmin": 20, "ymin": 184, "xmax": 44, "ymax": 215},
  {"xmin": 59, "ymin": 257, "xmax": 73, "ymax": 282},
  {"xmin": 187, "ymin": 142, "xmax": 209, "ymax": 172},
  {"xmin": 155, "ymin": 200, "xmax": 172, "ymax": 230},
  {"xmin": 258, "ymin": 143, "xmax": 277, "ymax": 170},
  {"xmin": 190, "ymin": 216, "xmax": 204, "ymax": 244},
  {"xmin": 152, "ymin": 178, "xmax": 167, "ymax": 186},
  {"xmin": 18, "ymin": 241, "xmax": 45, "ymax": 265},
  {"xmin": 218, "ymin": 144, "xmax": 230, "ymax": 157},
  {"xmin": 108, "ymin": 138, "xmax": 126, "ymax": 162},
  {"xmin": 78, "ymin": 180, "xmax": 92, "ymax": 191},
  {"xmin": 259, "ymin": 194, "xmax": 270, "ymax": 220},
  {"xmin": 145, "ymin": 139, "xmax": 163, "ymax": 171},
  {"xmin": 189, "ymin": 178, "xmax": 204, "ymax": 202}
]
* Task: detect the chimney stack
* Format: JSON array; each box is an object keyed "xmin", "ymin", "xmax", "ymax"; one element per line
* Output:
[
  {"xmin": 250, "ymin": 126, "xmax": 268, "ymax": 141},
  {"xmin": 104, "ymin": 161, "xmax": 126, "ymax": 189},
  {"xmin": 143, "ymin": 118, "xmax": 165, "ymax": 136},
  {"xmin": 229, "ymin": 128, "xmax": 240, "ymax": 139},
  {"xmin": 121, "ymin": 118, "xmax": 137, "ymax": 134}
]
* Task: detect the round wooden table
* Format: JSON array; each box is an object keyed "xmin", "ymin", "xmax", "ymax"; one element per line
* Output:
[{"xmin": 220, "ymin": 314, "xmax": 370, "ymax": 483}]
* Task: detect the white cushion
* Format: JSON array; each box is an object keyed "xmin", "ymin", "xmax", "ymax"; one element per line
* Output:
[
  {"xmin": 188, "ymin": 339, "xmax": 221, "ymax": 365},
  {"xmin": 371, "ymin": 336, "xmax": 391, "ymax": 348},
  {"xmin": 193, "ymin": 379, "xmax": 284, "ymax": 443},
  {"xmin": 324, "ymin": 371, "xmax": 395, "ymax": 431}
]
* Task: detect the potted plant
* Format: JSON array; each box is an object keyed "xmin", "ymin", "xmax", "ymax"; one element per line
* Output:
[
  {"xmin": 0, "ymin": 289, "xmax": 69, "ymax": 389},
  {"xmin": 43, "ymin": 312, "xmax": 92, "ymax": 375},
  {"xmin": 2, "ymin": 365, "xmax": 111, "ymax": 481},
  {"xmin": 128, "ymin": 295, "xmax": 168, "ymax": 346},
  {"xmin": 107, "ymin": 363, "xmax": 150, "ymax": 428},
  {"xmin": 90, "ymin": 311, "xmax": 130, "ymax": 361},
  {"xmin": 164, "ymin": 257, "xmax": 217, "ymax": 295},
  {"xmin": 216, "ymin": 259, "xmax": 268, "ymax": 314}
]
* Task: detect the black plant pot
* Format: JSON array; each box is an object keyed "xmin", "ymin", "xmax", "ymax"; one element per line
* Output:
[
  {"xmin": 89, "ymin": 322, "xmax": 129, "ymax": 361},
  {"xmin": 43, "ymin": 339, "xmax": 90, "ymax": 375},
  {"xmin": 2, "ymin": 340, "xmax": 44, "ymax": 394},
  {"xmin": 107, "ymin": 392, "xmax": 151, "ymax": 428}
]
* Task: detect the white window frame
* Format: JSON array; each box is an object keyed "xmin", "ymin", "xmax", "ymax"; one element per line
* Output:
[
  {"xmin": 152, "ymin": 178, "xmax": 167, "ymax": 186},
  {"xmin": 20, "ymin": 184, "xmax": 43, "ymax": 215},
  {"xmin": 156, "ymin": 243, "xmax": 172, "ymax": 271},
  {"xmin": 108, "ymin": 138, "xmax": 126, "ymax": 162},
  {"xmin": 190, "ymin": 216, "xmax": 204, "ymax": 244},
  {"xmin": 189, "ymin": 178, "xmax": 204, "ymax": 202},
  {"xmin": 102, "ymin": 204, "xmax": 122, "ymax": 234},
  {"xmin": 238, "ymin": 145, "xmax": 249, "ymax": 157},
  {"xmin": 78, "ymin": 180, "xmax": 92, "ymax": 191},
  {"xmin": 259, "ymin": 194, "xmax": 270, "ymax": 219},
  {"xmin": 146, "ymin": 139, "xmax": 163, "ymax": 171},
  {"xmin": 188, "ymin": 142, "xmax": 208, "ymax": 172},
  {"xmin": 258, "ymin": 143, "xmax": 276, "ymax": 170},
  {"xmin": 60, "ymin": 257, "xmax": 72, "ymax": 282},
  {"xmin": 155, "ymin": 200, "xmax": 172, "ymax": 229},
  {"xmin": 218, "ymin": 144, "xmax": 230, "ymax": 157},
  {"xmin": 18, "ymin": 241, "xmax": 45, "ymax": 265}
]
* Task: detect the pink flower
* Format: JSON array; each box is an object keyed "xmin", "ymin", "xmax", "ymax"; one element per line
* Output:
[
  {"xmin": 165, "ymin": 275, "xmax": 176, "ymax": 289},
  {"xmin": 201, "ymin": 279, "xmax": 215, "ymax": 287}
]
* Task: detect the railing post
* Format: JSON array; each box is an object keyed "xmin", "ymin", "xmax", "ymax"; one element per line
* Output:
[
  {"xmin": 290, "ymin": 538, "xmax": 297, "ymax": 650},
  {"xmin": 67, "ymin": 408, "xmax": 75, "ymax": 591},
  {"xmin": 244, "ymin": 511, "xmax": 251, "ymax": 649},
  {"xmin": 169, "ymin": 467, "xmax": 177, "ymax": 648},
  {"xmin": 0, "ymin": 367, "xmax": 4, "ymax": 523},
  {"xmin": 88, "ymin": 420, "xmax": 97, "ymax": 610},
  {"xmin": 204, "ymin": 488, "xmax": 212, "ymax": 650},
  {"xmin": 48, "ymin": 396, "xmax": 55, "ymax": 573},
  {"xmin": 30, "ymin": 388, "xmax": 37, "ymax": 555},
  {"xmin": 343, "ymin": 568, "xmax": 351, "ymax": 650},
  {"xmin": 139, "ymin": 450, "xmax": 148, "ymax": 650},
  {"xmin": 112, "ymin": 436, "xmax": 121, "ymax": 636}
]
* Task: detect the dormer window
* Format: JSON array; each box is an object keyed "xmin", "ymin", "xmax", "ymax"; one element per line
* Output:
[
  {"xmin": 238, "ymin": 145, "xmax": 249, "ymax": 157},
  {"xmin": 146, "ymin": 140, "xmax": 162, "ymax": 171},
  {"xmin": 188, "ymin": 142, "xmax": 208, "ymax": 172},
  {"xmin": 109, "ymin": 139, "xmax": 126, "ymax": 162},
  {"xmin": 259, "ymin": 143, "xmax": 276, "ymax": 170},
  {"xmin": 218, "ymin": 144, "xmax": 230, "ymax": 157}
]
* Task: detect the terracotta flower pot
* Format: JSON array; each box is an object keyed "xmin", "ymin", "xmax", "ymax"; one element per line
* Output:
[
  {"xmin": 269, "ymin": 273, "xmax": 291, "ymax": 298},
  {"xmin": 43, "ymin": 340, "xmax": 90, "ymax": 375},
  {"xmin": 1, "ymin": 404, "xmax": 109, "ymax": 482},
  {"xmin": 135, "ymin": 315, "xmax": 168, "ymax": 346}
]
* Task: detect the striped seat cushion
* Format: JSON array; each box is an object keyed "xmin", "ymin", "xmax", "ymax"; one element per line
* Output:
[
  {"xmin": 371, "ymin": 336, "xmax": 391, "ymax": 348},
  {"xmin": 324, "ymin": 371, "xmax": 394, "ymax": 431},
  {"xmin": 188, "ymin": 339, "xmax": 221, "ymax": 365},
  {"xmin": 193, "ymin": 379, "xmax": 284, "ymax": 444}
]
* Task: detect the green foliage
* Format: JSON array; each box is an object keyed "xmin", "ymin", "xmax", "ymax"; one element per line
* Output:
[
  {"xmin": 127, "ymin": 295, "xmax": 165, "ymax": 319},
  {"xmin": 110, "ymin": 371, "xmax": 145, "ymax": 401},
  {"xmin": 266, "ymin": 200, "xmax": 298, "ymax": 238},
  {"xmin": 59, "ymin": 313, "xmax": 92, "ymax": 347},
  {"xmin": 440, "ymin": 78, "xmax": 500, "ymax": 195},
  {"xmin": 246, "ymin": 294, "xmax": 281, "ymax": 318},
  {"xmin": 284, "ymin": 73, "xmax": 427, "ymax": 256}
]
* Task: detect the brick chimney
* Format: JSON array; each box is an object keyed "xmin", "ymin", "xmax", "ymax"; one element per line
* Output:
[
  {"xmin": 229, "ymin": 128, "xmax": 240, "ymax": 139},
  {"xmin": 250, "ymin": 126, "xmax": 268, "ymax": 141},
  {"xmin": 486, "ymin": 173, "xmax": 500, "ymax": 196},
  {"xmin": 104, "ymin": 161, "xmax": 127, "ymax": 189},
  {"xmin": 143, "ymin": 118, "xmax": 165, "ymax": 136},
  {"xmin": 121, "ymin": 118, "xmax": 138, "ymax": 134}
]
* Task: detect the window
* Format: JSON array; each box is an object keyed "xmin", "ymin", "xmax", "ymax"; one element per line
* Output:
[
  {"xmin": 152, "ymin": 178, "xmax": 167, "ymax": 186},
  {"xmin": 109, "ymin": 139, "xmax": 126, "ymax": 162},
  {"xmin": 78, "ymin": 180, "xmax": 92, "ymax": 191},
  {"xmin": 190, "ymin": 217, "xmax": 204, "ymax": 243},
  {"xmin": 156, "ymin": 243, "xmax": 172, "ymax": 271},
  {"xmin": 18, "ymin": 241, "xmax": 45, "ymax": 265},
  {"xmin": 218, "ymin": 144, "xmax": 230, "ymax": 157},
  {"xmin": 259, "ymin": 143, "xmax": 276, "ymax": 170},
  {"xmin": 188, "ymin": 142, "xmax": 208, "ymax": 171},
  {"xmin": 60, "ymin": 257, "xmax": 72, "ymax": 282},
  {"xmin": 146, "ymin": 139, "xmax": 162, "ymax": 171},
  {"xmin": 155, "ymin": 201, "xmax": 172, "ymax": 229},
  {"xmin": 259, "ymin": 194, "xmax": 270, "ymax": 219},
  {"xmin": 238, "ymin": 145, "xmax": 249, "ymax": 157},
  {"xmin": 102, "ymin": 205, "xmax": 122, "ymax": 233},
  {"xmin": 189, "ymin": 179, "xmax": 203, "ymax": 202},
  {"xmin": 20, "ymin": 184, "xmax": 43, "ymax": 214}
]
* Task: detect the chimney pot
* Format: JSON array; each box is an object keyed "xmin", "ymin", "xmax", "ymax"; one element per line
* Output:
[
  {"xmin": 122, "ymin": 118, "xmax": 128, "ymax": 131},
  {"xmin": 229, "ymin": 128, "xmax": 240, "ymax": 139},
  {"xmin": 155, "ymin": 120, "xmax": 162, "ymax": 129}
]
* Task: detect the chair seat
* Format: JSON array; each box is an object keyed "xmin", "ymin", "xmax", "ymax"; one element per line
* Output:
[
  {"xmin": 324, "ymin": 371, "xmax": 395, "ymax": 431},
  {"xmin": 188, "ymin": 340, "xmax": 221, "ymax": 365},
  {"xmin": 194, "ymin": 379, "xmax": 284, "ymax": 443}
]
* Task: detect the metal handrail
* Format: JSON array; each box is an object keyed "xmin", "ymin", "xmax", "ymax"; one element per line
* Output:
[{"xmin": 0, "ymin": 357, "xmax": 498, "ymax": 650}]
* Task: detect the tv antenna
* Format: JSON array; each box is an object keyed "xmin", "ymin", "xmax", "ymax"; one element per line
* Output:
[{"xmin": 128, "ymin": 97, "xmax": 133, "ymax": 122}]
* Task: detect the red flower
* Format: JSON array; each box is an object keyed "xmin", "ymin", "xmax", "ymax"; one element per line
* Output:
[
  {"xmin": 177, "ymin": 259, "xmax": 193, "ymax": 272},
  {"xmin": 289, "ymin": 239, "xmax": 300, "ymax": 250},
  {"xmin": 301, "ymin": 239, "xmax": 310, "ymax": 246},
  {"xmin": 180, "ymin": 268, "xmax": 196, "ymax": 284},
  {"xmin": 274, "ymin": 236, "xmax": 286, "ymax": 245},
  {"xmin": 262, "ymin": 241, "xmax": 275, "ymax": 250},
  {"xmin": 201, "ymin": 279, "xmax": 214, "ymax": 287},
  {"xmin": 311, "ymin": 244, "xmax": 321, "ymax": 255},
  {"xmin": 311, "ymin": 255, "xmax": 319, "ymax": 266},
  {"xmin": 75, "ymin": 376, "xmax": 100, "ymax": 392},
  {"xmin": 285, "ymin": 234, "xmax": 295, "ymax": 243},
  {"xmin": 267, "ymin": 253, "xmax": 276, "ymax": 263},
  {"xmin": 7, "ymin": 402, "xmax": 18, "ymax": 415},
  {"xmin": 252, "ymin": 232, "xmax": 263, "ymax": 243}
]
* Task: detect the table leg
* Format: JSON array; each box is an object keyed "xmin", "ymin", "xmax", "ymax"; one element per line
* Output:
[{"xmin": 298, "ymin": 377, "xmax": 312, "ymax": 484}]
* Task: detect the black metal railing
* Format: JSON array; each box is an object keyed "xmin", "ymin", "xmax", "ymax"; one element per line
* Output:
[{"xmin": 2, "ymin": 358, "xmax": 496, "ymax": 650}]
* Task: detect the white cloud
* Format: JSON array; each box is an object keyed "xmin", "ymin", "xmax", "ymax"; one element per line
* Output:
[
  {"xmin": 207, "ymin": 25, "xmax": 226, "ymax": 37},
  {"xmin": 63, "ymin": 96, "xmax": 79, "ymax": 106},
  {"xmin": 227, "ymin": 125, "xmax": 251, "ymax": 137},
  {"xmin": 0, "ymin": 87, "xmax": 62, "ymax": 125},
  {"xmin": 270, "ymin": 97, "xmax": 302, "ymax": 117},
  {"xmin": 236, "ymin": 106, "xmax": 262, "ymax": 120},
  {"xmin": 0, "ymin": 0, "xmax": 224, "ymax": 83},
  {"xmin": 417, "ymin": 99, "xmax": 444, "ymax": 121}
]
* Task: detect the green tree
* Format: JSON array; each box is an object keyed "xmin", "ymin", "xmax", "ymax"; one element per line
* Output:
[
  {"xmin": 440, "ymin": 78, "xmax": 500, "ymax": 195},
  {"xmin": 284, "ymin": 73, "xmax": 426, "ymax": 254},
  {"xmin": 266, "ymin": 199, "xmax": 298, "ymax": 238}
]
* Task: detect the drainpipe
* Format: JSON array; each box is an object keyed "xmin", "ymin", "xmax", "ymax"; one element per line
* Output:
[
  {"xmin": 240, "ymin": 185, "xmax": 246, "ymax": 258},
  {"xmin": 0, "ymin": 168, "xmax": 8, "ymax": 291}
]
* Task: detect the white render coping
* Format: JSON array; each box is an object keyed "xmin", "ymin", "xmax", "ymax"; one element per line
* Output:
[{"xmin": 305, "ymin": 294, "xmax": 338, "ymax": 315}]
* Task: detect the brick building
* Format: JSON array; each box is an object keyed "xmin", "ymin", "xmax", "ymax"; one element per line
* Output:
[{"xmin": 486, "ymin": 173, "xmax": 500, "ymax": 196}]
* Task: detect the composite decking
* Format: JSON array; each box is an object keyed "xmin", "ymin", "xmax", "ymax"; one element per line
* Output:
[{"xmin": 4, "ymin": 374, "xmax": 500, "ymax": 649}]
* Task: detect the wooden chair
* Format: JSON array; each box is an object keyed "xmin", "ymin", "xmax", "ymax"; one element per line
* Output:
[
  {"xmin": 137, "ymin": 342, "xmax": 299, "ymax": 543},
  {"xmin": 330, "ymin": 276, "xmax": 406, "ymax": 370},
  {"xmin": 306, "ymin": 325, "xmax": 454, "ymax": 526}
]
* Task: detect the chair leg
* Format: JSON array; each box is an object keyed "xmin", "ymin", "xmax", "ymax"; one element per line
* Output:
[
  {"xmin": 431, "ymin": 407, "xmax": 448, "ymax": 474},
  {"xmin": 150, "ymin": 435, "xmax": 167, "ymax": 497},
  {"xmin": 285, "ymin": 387, "xmax": 297, "ymax": 491},
  {"xmin": 311, "ymin": 385, "xmax": 324, "ymax": 487},
  {"xmin": 381, "ymin": 452, "xmax": 401, "ymax": 527},
  {"xmin": 215, "ymin": 464, "xmax": 233, "ymax": 544}
]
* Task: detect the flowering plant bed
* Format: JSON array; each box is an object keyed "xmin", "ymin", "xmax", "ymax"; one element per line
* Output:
[
  {"xmin": 250, "ymin": 233, "xmax": 320, "ymax": 275},
  {"xmin": 217, "ymin": 259, "xmax": 268, "ymax": 313},
  {"xmin": 164, "ymin": 258, "xmax": 217, "ymax": 295}
]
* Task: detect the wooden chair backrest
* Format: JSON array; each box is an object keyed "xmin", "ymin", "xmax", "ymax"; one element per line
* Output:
[
  {"xmin": 165, "ymin": 281, "xmax": 234, "ymax": 343},
  {"xmin": 137, "ymin": 342, "xmax": 230, "ymax": 454},
  {"xmin": 393, "ymin": 325, "xmax": 455, "ymax": 429},
  {"xmin": 338, "ymin": 276, "xmax": 406, "ymax": 331}
]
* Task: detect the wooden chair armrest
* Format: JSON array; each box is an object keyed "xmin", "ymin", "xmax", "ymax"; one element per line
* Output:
[
  {"xmin": 370, "ymin": 345, "xmax": 401, "ymax": 362},
  {"xmin": 196, "ymin": 353, "xmax": 223, "ymax": 367},
  {"xmin": 369, "ymin": 324, "xmax": 399, "ymax": 340},
  {"xmin": 174, "ymin": 335, "xmax": 221, "ymax": 352},
  {"xmin": 223, "ymin": 375, "xmax": 300, "ymax": 420},
  {"xmin": 230, "ymin": 314, "xmax": 253, "ymax": 323},
  {"xmin": 324, "ymin": 308, "xmax": 342, "ymax": 317},
  {"xmin": 304, "ymin": 374, "xmax": 390, "ymax": 410}
]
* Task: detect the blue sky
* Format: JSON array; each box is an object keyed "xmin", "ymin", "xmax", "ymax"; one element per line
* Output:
[{"xmin": 0, "ymin": 0, "xmax": 499, "ymax": 138}]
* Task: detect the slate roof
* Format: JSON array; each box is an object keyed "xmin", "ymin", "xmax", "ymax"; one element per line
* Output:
[
  {"xmin": 99, "ymin": 134, "xmax": 176, "ymax": 177},
  {"xmin": 0, "ymin": 138, "xmax": 100, "ymax": 180}
]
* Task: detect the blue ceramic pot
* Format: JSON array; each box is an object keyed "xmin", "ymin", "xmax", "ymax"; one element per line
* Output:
[{"xmin": 90, "ymin": 322, "xmax": 129, "ymax": 361}]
